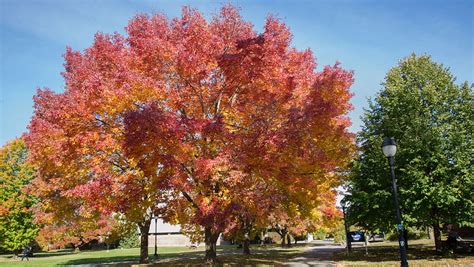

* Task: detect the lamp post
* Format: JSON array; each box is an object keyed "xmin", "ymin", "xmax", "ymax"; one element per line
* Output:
[
  {"xmin": 341, "ymin": 200, "xmax": 351, "ymax": 253},
  {"xmin": 381, "ymin": 137, "xmax": 408, "ymax": 267},
  {"xmin": 153, "ymin": 215, "xmax": 158, "ymax": 258}
]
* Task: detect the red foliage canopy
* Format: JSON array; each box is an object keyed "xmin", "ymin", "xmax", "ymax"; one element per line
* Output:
[{"xmin": 26, "ymin": 5, "xmax": 354, "ymax": 260}]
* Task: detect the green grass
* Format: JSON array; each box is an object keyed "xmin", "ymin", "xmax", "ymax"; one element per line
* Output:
[
  {"xmin": 0, "ymin": 245, "xmax": 306, "ymax": 266},
  {"xmin": 6, "ymin": 240, "xmax": 470, "ymax": 266},
  {"xmin": 0, "ymin": 247, "xmax": 195, "ymax": 266},
  {"xmin": 334, "ymin": 239, "xmax": 474, "ymax": 266}
]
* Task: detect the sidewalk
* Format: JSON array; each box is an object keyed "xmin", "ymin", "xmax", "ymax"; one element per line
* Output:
[{"xmin": 282, "ymin": 240, "xmax": 344, "ymax": 267}]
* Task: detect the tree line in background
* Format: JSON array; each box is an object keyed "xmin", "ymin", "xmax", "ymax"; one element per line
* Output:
[
  {"xmin": 345, "ymin": 54, "xmax": 473, "ymax": 252},
  {"xmin": 2, "ymin": 5, "xmax": 353, "ymax": 264}
]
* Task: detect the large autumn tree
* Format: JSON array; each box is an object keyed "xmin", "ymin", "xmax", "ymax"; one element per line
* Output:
[
  {"xmin": 346, "ymin": 54, "xmax": 473, "ymax": 252},
  {"xmin": 27, "ymin": 5, "xmax": 354, "ymax": 263},
  {"xmin": 0, "ymin": 138, "xmax": 38, "ymax": 253}
]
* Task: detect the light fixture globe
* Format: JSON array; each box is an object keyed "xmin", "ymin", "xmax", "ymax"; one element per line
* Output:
[{"xmin": 381, "ymin": 137, "xmax": 397, "ymax": 157}]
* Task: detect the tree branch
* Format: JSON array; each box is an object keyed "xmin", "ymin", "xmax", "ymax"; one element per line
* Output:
[{"xmin": 181, "ymin": 190, "xmax": 200, "ymax": 211}]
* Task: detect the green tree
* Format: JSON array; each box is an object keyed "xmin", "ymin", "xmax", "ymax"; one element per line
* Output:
[
  {"xmin": 117, "ymin": 221, "xmax": 141, "ymax": 249},
  {"xmin": 0, "ymin": 138, "xmax": 38, "ymax": 253},
  {"xmin": 346, "ymin": 54, "xmax": 473, "ymax": 252}
]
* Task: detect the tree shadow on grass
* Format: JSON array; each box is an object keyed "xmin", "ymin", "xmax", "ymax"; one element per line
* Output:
[
  {"xmin": 333, "ymin": 244, "xmax": 473, "ymax": 263},
  {"xmin": 62, "ymin": 250, "xmax": 205, "ymax": 266},
  {"xmin": 303, "ymin": 242, "xmax": 339, "ymax": 248},
  {"xmin": 62, "ymin": 255, "xmax": 139, "ymax": 266},
  {"xmin": 151, "ymin": 249, "xmax": 302, "ymax": 267},
  {"xmin": 61, "ymin": 247, "xmax": 302, "ymax": 266}
]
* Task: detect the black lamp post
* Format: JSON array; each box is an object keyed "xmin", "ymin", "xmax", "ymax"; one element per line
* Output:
[
  {"xmin": 381, "ymin": 137, "xmax": 408, "ymax": 267},
  {"xmin": 153, "ymin": 215, "xmax": 158, "ymax": 258},
  {"xmin": 341, "ymin": 200, "xmax": 352, "ymax": 253}
]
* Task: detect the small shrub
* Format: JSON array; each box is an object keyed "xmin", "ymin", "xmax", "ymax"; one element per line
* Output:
[
  {"xmin": 331, "ymin": 224, "xmax": 346, "ymax": 244},
  {"xmin": 313, "ymin": 229, "xmax": 327, "ymax": 240},
  {"xmin": 119, "ymin": 228, "xmax": 140, "ymax": 249},
  {"xmin": 387, "ymin": 227, "xmax": 429, "ymax": 241},
  {"xmin": 407, "ymin": 228, "xmax": 429, "ymax": 240}
]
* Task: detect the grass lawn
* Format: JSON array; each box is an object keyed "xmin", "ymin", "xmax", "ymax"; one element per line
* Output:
[
  {"xmin": 0, "ymin": 244, "xmax": 307, "ymax": 266},
  {"xmin": 334, "ymin": 239, "xmax": 474, "ymax": 266},
  {"xmin": 4, "ymin": 240, "xmax": 471, "ymax": 266}
]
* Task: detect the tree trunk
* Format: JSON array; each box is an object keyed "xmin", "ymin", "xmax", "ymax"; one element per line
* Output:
[
  {"xmin": 243, "ymin": 233, "xmax": 250, "ymax": 255},
  {"xmin": 260, "ymin": 230, "xmax": 266, "ymax": 245},
  {"xmin": 205, "ymin": 227, "xmax": 220, "ymax": 263},
  {"xmin": 280, "ymin": 231, "xmax": 287, "ymax": 247},
  {"xmin": 242, "ymin": 223, "xmax": 251, "ymax": 255},
  {"xmin": 279, "ymin": 226, "xmax": 289, "ymax": 247},
  {"xmin": 433, "ymin": 223, "xmax": 442, "ymax": 253},
  {"xmin": 287, "ymin": 234, "xmax": 292, "ymax": 247},
  {"xmin": 139, "ymin": 220, "xmax": 151, "ymax": 264}
]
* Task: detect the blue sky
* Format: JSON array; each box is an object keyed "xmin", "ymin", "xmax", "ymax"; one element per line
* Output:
[{"xmin": 1, "ymin": 0, "xmax": 472, "ymax": 146}]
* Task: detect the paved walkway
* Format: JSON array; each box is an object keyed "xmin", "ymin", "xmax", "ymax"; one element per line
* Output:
[{"xmin": 282, "ymin": 240, "xmax": 344, "ymax": 267}]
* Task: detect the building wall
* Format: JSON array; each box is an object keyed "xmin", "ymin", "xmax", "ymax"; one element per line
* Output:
[
  {"xmin": 145, "ymin": 219, "xmax": 314, "ymax": 247},
  {"xmin": 148, "ymin": 233, "xmax": 195, "ymax": 247},
  {"xmin": 147, "ymin": 233, "xmax": 226, "ymax": 247},
  {"xmin": 146, "ymin": 218, "xmax": 226, "ymax": 247}
]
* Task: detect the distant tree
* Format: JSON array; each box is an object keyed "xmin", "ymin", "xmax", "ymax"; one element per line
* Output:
[
  {"xmin": 35, "ymin": 212, "xmax": 120, "ymax": 251},
  {"xmin": 346, "ymin": 54, "xmax": 473, "ymax": 252},
  {"xmin": 0, "ymin": 138, "xmax": 38, "ymax": 254}
]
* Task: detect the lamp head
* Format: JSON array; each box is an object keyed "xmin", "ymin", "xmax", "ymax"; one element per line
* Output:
[
  {"xmin": 381, "ymin": 137, "xmax": 397, "ymax": 157},
  {"xmin": 341, "ymin": 198, "xmax": 347, "ymax": 209}
]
